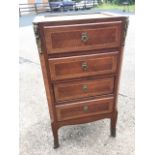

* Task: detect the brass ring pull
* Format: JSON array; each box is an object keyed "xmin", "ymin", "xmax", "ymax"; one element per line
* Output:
[
  {"xmin": 81, "ymin": 62, "xmax": 88, "ymax": 71},
  {"xmin": 83, "ymin": 105, "xmax": 88, "ymax": 112},
  {"xmin": 83, "ymin": 85, "xmax": 88, "ymax": 93},
  {"xmin": 81, "ymin": 32, "xmax": 88, "ymax": 42}
]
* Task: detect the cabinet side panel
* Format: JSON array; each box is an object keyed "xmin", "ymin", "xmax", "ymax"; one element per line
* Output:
[
  {"xmin": 113, "ymin": 18, "xmax": 129, "ymax": 111},
  {"xmin": 34, "ymin": 23, "xmax": 57, "ymax": 122}
]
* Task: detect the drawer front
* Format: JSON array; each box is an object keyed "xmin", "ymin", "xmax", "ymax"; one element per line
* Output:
[
  {"xmin": 43, "ymin": 21, "xmax": 122, "ymax": 54},
  {"xmin": 49, "ymin": 52, "xmax": 118, "ymax": 80},
  {"xmin": 56, "ymin": 97, "xmax": 114, "ymax": 121},
  {"xmin": 54, "ymin": 77, "xmax": 114, "ymax": 102}
]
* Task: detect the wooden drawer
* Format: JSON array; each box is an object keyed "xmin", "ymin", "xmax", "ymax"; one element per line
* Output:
[
  {"xmin": 54, "ymin": 77, "xmax": 114, "ymax": 103},
  {"xmin": 43, "ymin": 21, "xmax": 122, "ymax": 54},
  {"xmin": 56, "ymin": 97, "xmax": 114, "ymax": 121},
  {"xmin": 49, "ymin": 52, "xmax": 118, "ymax": 80}
]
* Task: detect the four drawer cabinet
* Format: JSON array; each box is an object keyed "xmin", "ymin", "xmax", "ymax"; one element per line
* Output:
[{"xmin": 33, "ymin": 12, "xmax": 128, "ymax": 148}]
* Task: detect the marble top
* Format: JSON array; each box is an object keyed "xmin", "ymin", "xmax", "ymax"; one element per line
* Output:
[{"xmin": 33, "ymin": 11, "xmax": 119, "ymax": 24}]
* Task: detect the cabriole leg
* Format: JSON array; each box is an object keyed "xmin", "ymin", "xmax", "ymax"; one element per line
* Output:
[
  {"xmin": 110, "ymin": 111, "xmax": 118, "ymax": 137},
  {"xmin": 51, "ymin": 122, "xmax": 59, "ymax": 148}
]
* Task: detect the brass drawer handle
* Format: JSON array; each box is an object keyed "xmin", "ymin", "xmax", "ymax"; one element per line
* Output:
[
  {"xmin": 83, "ymin": 105, "xmax": 88, "ymax": 112},
  {"xmin": 83, "ymin": 85, "xmax": 88, "ymax": 92},
  {"xmin": 81, "ymin": 62, "xmax": 88, "ymax": 71},
  {"xmin": 81, "ymin": 32, "xmax": 88, "ymax": 42}
]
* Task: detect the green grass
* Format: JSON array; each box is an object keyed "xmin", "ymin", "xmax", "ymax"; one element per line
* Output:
[{"xmin": 96, "ymin": 3, "xmax": 135, "ymax": 13}]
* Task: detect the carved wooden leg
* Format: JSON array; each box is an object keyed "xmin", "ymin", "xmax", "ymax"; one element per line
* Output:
[
  {"xmin": 110, "ymin": 111, "xmax": 118, "ymax": 137},
  {"xmin": 51, "ymin": 122, "xmax": 59, "ymax": 148}
]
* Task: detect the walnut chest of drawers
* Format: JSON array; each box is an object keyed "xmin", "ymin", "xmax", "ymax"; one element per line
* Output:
[{"xmin": 33, "ymin": 12, "xmax": 128, "ymax": 148}]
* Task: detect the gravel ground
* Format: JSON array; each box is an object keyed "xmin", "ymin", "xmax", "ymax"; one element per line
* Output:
[{"xmin": 19, "ymin": 12, "xmax": 135, "ymax": 155}]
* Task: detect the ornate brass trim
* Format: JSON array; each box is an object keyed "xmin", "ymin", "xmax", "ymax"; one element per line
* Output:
[
  {"xmin": 122, "ymin": 18, "xmax": 129, "ymax": 46},
  {"xmin": 33, "ymin": 23, "xmax": 42, "ymax": 54}
]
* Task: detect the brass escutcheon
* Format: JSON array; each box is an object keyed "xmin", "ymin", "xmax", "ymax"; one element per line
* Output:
[
  {"xmin": 81, "ymin": 62, "xmax": 88, "ymax": 71},
  {"xmin": 83, "ymin": 105, "xmax": 88, "ymax": 112},
  {"xmin": 83, "ymin": 85, "xmax": 88, "ymax": 92},
  {"xmin": 81, "ymin": 32, "xmax": 88, "ymax": 42}
]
